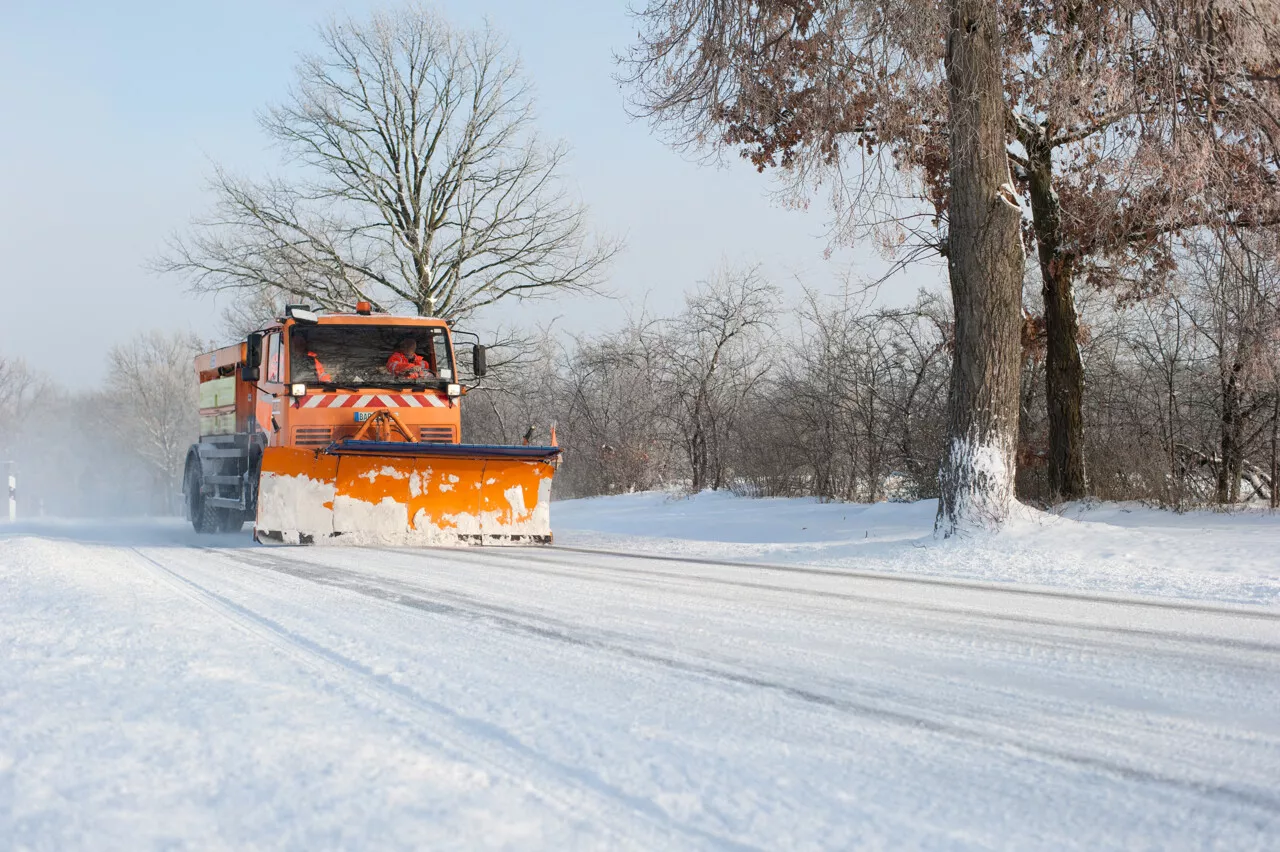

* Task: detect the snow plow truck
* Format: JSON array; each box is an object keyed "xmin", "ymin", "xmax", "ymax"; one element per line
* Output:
[{"xmin": 183, "ymin": 303, "xmax": 561, "ymax": 545}]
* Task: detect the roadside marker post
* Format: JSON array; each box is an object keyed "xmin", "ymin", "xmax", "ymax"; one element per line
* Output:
[{"xmin": 4, "ymin": 460, "xmax": 14, "ymax": 522}]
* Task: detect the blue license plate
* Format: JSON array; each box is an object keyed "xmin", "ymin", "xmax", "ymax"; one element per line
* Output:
[{"xmin": 354, "ymin": 411, "xmax": 373, "ymax": 422}]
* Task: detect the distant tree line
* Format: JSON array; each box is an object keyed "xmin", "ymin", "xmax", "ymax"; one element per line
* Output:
[
  {"xmin": 2, "ymin": 230, "xmax": 1277, "ymax": 520},
  {"xmin": 0, "ymin": 334, "xmax": 199, "ymax": 518},
  {"xmin": 466, "ymin": 235, "xmax": 1280, "ymax": 510}
]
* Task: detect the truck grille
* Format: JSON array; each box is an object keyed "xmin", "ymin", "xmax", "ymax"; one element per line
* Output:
[
  {"xmin": 294, "ymin": 427, "xmax": 333, "ymax": 447},
  {"xmin": 419, "ymin": 426, "xmax": 454, "ymax": 443}
]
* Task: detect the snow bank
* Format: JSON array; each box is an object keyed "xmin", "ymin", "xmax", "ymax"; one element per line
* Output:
[{"xmin": 554, "ymin": 491, "xmax": 1280, "ymax": 607}]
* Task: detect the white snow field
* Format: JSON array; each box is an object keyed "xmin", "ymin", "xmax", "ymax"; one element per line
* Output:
[{"xmin": 2, "ymin": 493, "xmax": 1279, "ymax": 850}]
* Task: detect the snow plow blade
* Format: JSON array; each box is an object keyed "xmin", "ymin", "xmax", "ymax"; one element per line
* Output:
[{"xmin": 254, "ymin": 440, "xmax": 562, "ymax": 546}]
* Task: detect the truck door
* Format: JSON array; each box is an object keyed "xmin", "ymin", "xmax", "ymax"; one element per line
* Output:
[{"xmin": 258, "ymin": 331, "xmax": 285, "ymax": 446}]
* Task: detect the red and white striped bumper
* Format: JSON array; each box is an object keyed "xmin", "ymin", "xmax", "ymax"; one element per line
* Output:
[{"xmin": 296, "ymin": 393, "xmax": 449, "ymax": 409}]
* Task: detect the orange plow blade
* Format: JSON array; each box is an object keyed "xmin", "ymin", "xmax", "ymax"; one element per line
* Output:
[{"xmin": 255, "ymin": 442, "xmax": 561, "ymax": 546}]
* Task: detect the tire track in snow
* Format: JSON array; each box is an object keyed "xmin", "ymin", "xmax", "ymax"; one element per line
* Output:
[
  {"xmin": 549, "ymin": 545, "xmax": 1280, "ymax": 620},
  {"xmin": 129, "ymin": 546, "xmax": 751, "ymax": 852},
  {"xmin": 378, "ymin": 545, "xmax": 1280, "ymax": 657},
  {"xmin": 375, "ymin": 546, "xmax": 1280, "ymax": 743},
  {"xmin": 206, "ymin": 545, "xmax": 1280, "ymax": 817}
]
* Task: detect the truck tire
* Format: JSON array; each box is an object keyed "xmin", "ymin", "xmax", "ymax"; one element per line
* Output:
[{"xmin": 186, "ymin": 465, "xmax": 220, "ymax": 534}]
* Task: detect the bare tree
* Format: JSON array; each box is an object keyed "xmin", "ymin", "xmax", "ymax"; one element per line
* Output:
[
  {"xmin": 1120, "ymin": 295, "xmax": 1199, "ymax": 505},
  {"xmin": 1064, "ymin": 230, "xmax": 1280, "ymax": 509},
  {"xmin": 759, "ymin": 287, "xmax": 950, "ymax": 502},
  {"xmin": 560, "ymin": 318, "xmax": 679, "ymax": 496},
  {"xmin": 460, "ymin": 329, "xmax": 561, "ymax": 444},
  {"xmin": 104, "ymin": 332, "xmax": 201, "ymax": 514},
  {"xmin": 1176, "ymin": 231, "xmax": 1280, "ymax": 503},
  {"xmin": 0, "ymin": 357, "xmax": 39, "ymax": 457},
  {"xmin": 664, "ymin": 265, "xmax": 779, "ymax": 491},
  {"xmin": 219, "ymin": 288, "xmax": 292, "ymax": 339},
  {"xmin": 871, "ymin": 294, "xmax": 953, "ymax": 497},
  {"xmin": 779, "ymin": 288, "xmax": 876, "ymax": 501},
  {"xmin": 159, "ymin": 5, "xmax": 617, "ymax": 321}
]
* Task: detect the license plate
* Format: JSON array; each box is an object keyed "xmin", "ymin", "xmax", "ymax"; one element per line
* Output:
[{"xmin": 354, "ymin": 411, "xmax": 373, "ymax": 422}]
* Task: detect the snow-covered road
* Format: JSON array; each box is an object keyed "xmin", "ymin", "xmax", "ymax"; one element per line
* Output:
[{"xmin": 3, "ymin": 520, "xmax": 1279, "ymax": 850}]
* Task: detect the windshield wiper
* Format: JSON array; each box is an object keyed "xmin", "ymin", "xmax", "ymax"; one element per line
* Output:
[{"xmin": 311, "ymin": 382, "xmax": 446, "ymax": 393}]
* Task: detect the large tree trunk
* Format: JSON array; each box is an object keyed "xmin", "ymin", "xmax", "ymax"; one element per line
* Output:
[
  {"xmin": 1025, "ymin": 134, "xmax": 1088, "ymax": 502},
  {"xmin": 936, "ymin": 0, "xmax": 1026, "ymax": 536}
]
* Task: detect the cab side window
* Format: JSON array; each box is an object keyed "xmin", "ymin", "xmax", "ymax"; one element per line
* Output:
[
  {"xmin": 265, "ymin": 333, "xmax": 283, "ymax": 383},
  {"xmin": 432, "ymin": 332, "xmax": 452, "ymax": 379}
]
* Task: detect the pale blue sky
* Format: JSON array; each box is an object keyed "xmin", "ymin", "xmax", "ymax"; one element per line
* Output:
[{"xmin": 0, "ymin": 0, "xmax": 929, "ymax": 384}]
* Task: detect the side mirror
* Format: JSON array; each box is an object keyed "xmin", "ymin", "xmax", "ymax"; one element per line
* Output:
[
  {"xmin": 472, "ymin": 344, "xmax": 487, "ymax": 378},
  {"xmin": 242, "ymin": 332, "xmax": 263, "ymax": 382}
]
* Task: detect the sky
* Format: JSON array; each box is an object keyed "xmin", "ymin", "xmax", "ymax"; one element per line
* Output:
[{"xmin": 0, "ymin": 0, "xmax": 937, "ymax": 387}]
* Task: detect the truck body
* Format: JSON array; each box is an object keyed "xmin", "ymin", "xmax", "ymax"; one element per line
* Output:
[{"xmin": 184, "ymin": 304, "xmax": 560, "ymax": 545}]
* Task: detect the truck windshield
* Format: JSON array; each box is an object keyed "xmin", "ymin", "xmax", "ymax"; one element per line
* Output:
[{"xmin": 289, "ymin": 325, "xmax": 454, "ymax": 388}]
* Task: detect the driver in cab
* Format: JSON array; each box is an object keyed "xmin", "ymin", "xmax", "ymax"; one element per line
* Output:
[{"xmin": 386, "ymin": 336, "xmax": 434, "ymax": 381}]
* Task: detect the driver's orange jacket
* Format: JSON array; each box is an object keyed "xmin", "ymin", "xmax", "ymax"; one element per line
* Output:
[{"xmin": 386, "ymin": 351, "xmax": 431, "ymax": 379}]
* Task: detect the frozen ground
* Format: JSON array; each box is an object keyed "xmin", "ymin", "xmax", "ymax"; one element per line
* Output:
[{"xmin": 2, "ymin": 493, "xmax": 1279, "ymax": 850}]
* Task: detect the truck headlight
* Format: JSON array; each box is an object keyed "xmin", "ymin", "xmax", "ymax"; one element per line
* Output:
[
  {"xmin": 446, "ymin": 383, "xmax": 461, "ymax": 398},
  {"xmin": 290, "ymin": 383, "xmax": 307, "ymax": 397}
]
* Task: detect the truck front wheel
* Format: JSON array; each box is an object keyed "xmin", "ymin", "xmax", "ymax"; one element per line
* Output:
[{"xmin": 185, "ymin": 464, "xmax": 220, "ymax": 534}]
